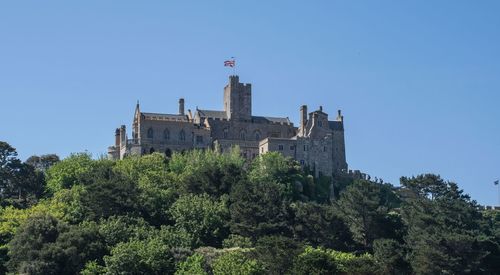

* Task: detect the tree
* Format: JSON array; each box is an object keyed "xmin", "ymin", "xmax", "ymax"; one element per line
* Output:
[
  {"xmin": 291, "ymin": 246, "xmax": 338, "ymax": 275},
  {"xmin": 0, "ymin": 142, "xmax": 45, "ymax": 207},
  {"xmin": 45, "ymin": 153, "xmax": 95, "ymax": 193},
  {"xmin": 336, "ymin": 180, "xmax": 400, "ymax": 250},
  {"xmin": 373, "ymin": 239, "xmax": 409, "ymax": 275},
  {"xmin": 7, "ymin": 214, "xmax": 106, "ymax": 275},
  {"xmin": 211, "ymin": 250, "xmax": 264, "ymax": 275},
  {"xmin": 170, "ymin": 194, "xmax": 229, "ymax": 247},
  {"xmin": 229, "ymin": 179, "xmax": 291, "ymax": 240},
  {"xmin": 290, "ymin": 201, "xmax": 353, "ymax": 250},
  {"xmin": 248, "ymin": 152, "xmax": 305, "ymax": 200},
  {"xmin": 400, "ymin": 174, "xmax": 487, "ymax": 274},
  {"xmin": 104, "ymin": 237, "xmax": 175, "ymax": 275},
  {"xmin": 253, "ymin": 235, "xmax": 301, "ymax": 275},
  {"xmin": 78, "ymin": 172, "xmax": 141, "ymax": 221},
  {"xmin": 25, "ymin": 154, "xmax": 60, "ymax": 173},
  {"xmin": 175, "ymin": 253, "xmax": 208, "ymax": 275},
  {"xmin": 114, "ymin": 153, "xmax": 177, "ymax": 226},
  {"xmin": 168, "ymin": 149, "xmax": 245, "ymax": 197}
]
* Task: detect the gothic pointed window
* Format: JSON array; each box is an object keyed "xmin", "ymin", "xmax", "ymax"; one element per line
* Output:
[
  {"xmin": 147, "ymin": 128, "xmax": 154, "ymax": 139},
  {"xmin": 179, "ymin": 130, "xmax": 186, "ymax": 141},
  {"xmin": 163, "ymin": 129, "xmax": 170, "ymax": 140},
  {"xmin": 240, "ymin": 130, "xmax": 246, "ymax": 140},
  {"xmin": 254, "ymin": 130, "xmax": 261, "ymax": 141}
]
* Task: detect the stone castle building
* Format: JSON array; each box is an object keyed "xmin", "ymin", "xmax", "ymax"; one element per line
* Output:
[{"xmin": 108, "ymin": 75, "xmax": 348, "ymax": 177}]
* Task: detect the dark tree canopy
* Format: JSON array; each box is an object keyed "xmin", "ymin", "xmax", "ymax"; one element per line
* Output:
[{"xmin": 0, "ymin": 142, "xmax": 498, "ymax": 274}]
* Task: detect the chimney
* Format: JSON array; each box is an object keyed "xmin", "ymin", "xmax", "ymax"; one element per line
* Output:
[
  {"xmin": 119, "ymin": 125, "xmax": 126, "ymax": 147},
  {"xmin": 179, "ymin": 98, "xmax": 185, "ymax": 115},
  {"xmin": 337, "ymin": 110, "xmax": 344, "ymax": 122},
  {"xmin": 115, "ymin": 128, "xmax": 120, "ymax": 147},
  {"xmin": 300, "ymin": 105, "xmax": 307, "ymax": 136}
]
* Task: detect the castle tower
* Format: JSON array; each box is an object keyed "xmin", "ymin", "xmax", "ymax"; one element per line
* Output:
[{"xmin": 223, "ymin": 75, "xmax": 252, "ymax": 121}]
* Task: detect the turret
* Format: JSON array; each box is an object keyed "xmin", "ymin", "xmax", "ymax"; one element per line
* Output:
[{"xmin": 179, "ymin": 98, "xmax": 185, "ymax": 115}]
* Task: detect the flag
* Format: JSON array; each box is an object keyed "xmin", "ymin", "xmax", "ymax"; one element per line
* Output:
[
  {"xmin": 495, "ymin": 180, "xmax": 499, "ymax": 185},
  {"xmin": 224, "ymin": 60, "xmax": 235, "ymax": 67}
]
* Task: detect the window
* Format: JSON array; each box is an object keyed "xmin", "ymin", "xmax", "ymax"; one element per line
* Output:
[
  {"xmin": 147, "ymin": 128, "xmax": 154, "ymax": 139},
  {"xmin": 163, "ymin": 129, "xmax": 170, "ymax": 140},
  {"xmin": 261, "ymin": 147, "xmax": 264, "ymax": 153},
  {"xmin": 223, "ymin": 128, "xmax": 229, "ymax": 139},
  {"xmin": 300, "ymin": 160, "xmax": 305, "ymax": 165},
  {"xmin": 290, "ymin": 145, "xmax": 295, "ymax": 151},
  {"xmin": 323, "ymin": 146, "xmax": 327, "ymax": 152},
  {"xmin": 254, "ymin": 130, "xmax": 261, "ymax": 141},
  {"xmin": 196, "ymin": 135, "xmax": 203, "ymax": 144},
  {"xmin": 278, "ymin": 145, "xmax": 284, "ymax": 151},
  {"xmin": 179, "ymin": 130, "xmax": 186, "ymax": 141},
  {"xmin": 303, "ymin": 145, "xmax": 307, "ymax": 151},
  {"xmin": 318, "ymin": 121, "xmax": 323, "ymax": 127},
  {"xmin": 240, "ymin": 130, "xmax": 246, "ymax": 140}
]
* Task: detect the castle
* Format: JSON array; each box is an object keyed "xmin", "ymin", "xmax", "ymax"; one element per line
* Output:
[{"xmin": 108, "ymin": 75, "xmax": 348, "ymax": 177}]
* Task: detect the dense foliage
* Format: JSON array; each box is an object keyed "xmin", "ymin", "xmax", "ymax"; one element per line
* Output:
[{"xmin": 0, "ymin": 141, "xmax": 498, "ymax": 274}]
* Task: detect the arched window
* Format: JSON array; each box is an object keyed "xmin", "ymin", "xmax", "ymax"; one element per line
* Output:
[
  {"xmin": 240, "ymin": 130, "xmax": 246, "ymax": 140},
  {"xmin": 163, "ymin": 129, "xmax": 170, "ymax": 140},
  {"xmin": 223, "ymin": 128, "xmax": 229, "ymax": 139},
  {"xmin": 254, "ymin": 130, "xmax": 261, "ymax": 141},
  {"xmin": 179, "ymin": 130, "xmax": 186, "ymax": 141},
  {"xmin": 147, "ymin": 128, "xmax": 154, "ymax": 139}
]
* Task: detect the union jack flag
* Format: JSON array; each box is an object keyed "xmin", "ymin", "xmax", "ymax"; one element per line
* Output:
[{"xmin": 224, "ymin": 60, "xmax": 235, "ymax": 67}]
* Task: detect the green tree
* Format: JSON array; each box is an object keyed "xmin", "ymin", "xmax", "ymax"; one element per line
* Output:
[
  {"xmin": 170, "ymin": 194, "xmax": 229, "ymax": 247},
  {"xmin": 79, "ymin": 172, "xmax": 141, "ymax": 221},
  {"xmin": 400, "ymin": 174, "xmax": 487, "ymax": 274},
  {"xmin": 0, "ymin": 142, "xmax": 46, "ymax": 207},
  {"xmin": 212, "ymin": 250, "xmax": 264, "ymax": 275},
  {"xmin": 253, "ymin": 235, "xmax": 301, "ymax": 275},
  {"xmin": 115, "ymin": 153, "xmax": 178, "ymax": 226},
  {"xmin": 168, "ymin": 149, "xmax": 245, "ymax": 197},
  {"xmin": 45, "ymin": 153, "xmax": 95, "ymax": 193},
  {"xmin": 290, "ymin": 201, "xmax": 353, "ymax": 250},
  {"xmin": 7, "ymin": 214, "xmax": 106, "ymax": 275},
  {"xmin": 175, "ymin": 253, "xmax": 208, "ymax": 275},
  {"xmin": 291, "ymin": 246, "xmax": 338, "ymax": 275},
  {"xmin": 373, "ymin": 238, "xmax": 409, "ymax": 275},
  {"xmin": 248, "ymin": 152, "xmax": 305, "ymax": 200},
  {"xmin": 229, "ymin": 179, "xmax": 291, "ymax": 240},
  {"xmin": 104, "ymin": 237, "xmax": 175, "ymax": 275},
  {"xmin": 336, "ymin": 180, "xmax": 400, "ymax": 250},
  {"xmin": 25, "ymin": 154, "xmax": 60, "ymax": 173}
]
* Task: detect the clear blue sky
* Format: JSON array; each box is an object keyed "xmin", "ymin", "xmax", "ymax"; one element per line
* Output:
[{"xmin": 1, "ymin": 1, "xmax": 499, "ymax": 205}]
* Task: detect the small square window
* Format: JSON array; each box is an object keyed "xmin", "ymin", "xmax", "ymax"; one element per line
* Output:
[
  {"xmin": 300, "ymin": 160, "xmax": 305, "ymax": 165},
  {"xmin": 278, "ymin": 145, "xmax": 284, "ymax": 151},
  {"xmin": 290, "ymin": 145, "xmax": 295, "ymax": 150}
]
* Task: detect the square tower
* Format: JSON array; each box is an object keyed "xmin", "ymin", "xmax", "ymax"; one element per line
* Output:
[{"xmin": 223, "ymin": 75, "xmax": 252, "ymax": 121}]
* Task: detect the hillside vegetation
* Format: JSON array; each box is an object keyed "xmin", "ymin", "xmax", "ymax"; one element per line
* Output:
[{"xmin": 0, "ymin": 141, "xmax": 499, "ymax": 274}]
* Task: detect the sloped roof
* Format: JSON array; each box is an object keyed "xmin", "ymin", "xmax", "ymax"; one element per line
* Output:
[
  {"xmin": 328, "ymin": 121, "xmax": 344, "ymax": 131},
  {"xmin": 197, "ymin": 109, "xmax": 228, "ymax": 120},
  {"xmin": 252, "ymin": 116, "xmax": 291, "ymax": 125}
]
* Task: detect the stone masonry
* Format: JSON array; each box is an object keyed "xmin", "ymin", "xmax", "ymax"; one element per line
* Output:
[{"xmin": 108, "ymin": 75, "xmax": 348, "ymax": 177}]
